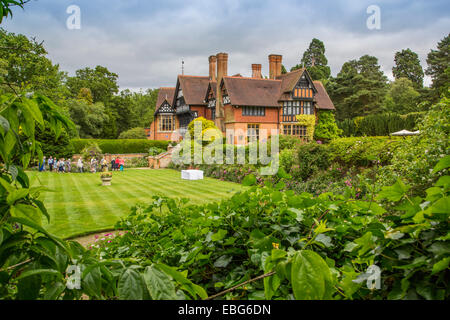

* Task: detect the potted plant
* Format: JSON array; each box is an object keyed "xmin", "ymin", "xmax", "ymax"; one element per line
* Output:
[{"xmin": 100, "ymin": 171, "xmax": 112, "ymax": 186}]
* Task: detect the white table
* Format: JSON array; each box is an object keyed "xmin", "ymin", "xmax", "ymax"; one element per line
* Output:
[{"xmin": 181, "ymin": 169, "xmax": 204, "ymax": 180}]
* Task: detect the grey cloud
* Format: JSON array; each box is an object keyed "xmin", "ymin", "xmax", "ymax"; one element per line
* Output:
[{"xmin": 3, "ymin": 0, "xmax": 449, "ymax": 90}]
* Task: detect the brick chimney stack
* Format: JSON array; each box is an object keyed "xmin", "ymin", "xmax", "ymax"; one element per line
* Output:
[
  {"xmin": 215, "ymin": 53, "xmax": 228, "ymax": 132},
  {"xmin": 269, "ymin": 54, "xmax": 282, "ymax": 79},
  {"xmin": 208, "ymin": 55, "xmax": 217, "ymax": 82},
  {"xmin": 252, "ymin": 64, "xmax": 262, "ymax": 78}
]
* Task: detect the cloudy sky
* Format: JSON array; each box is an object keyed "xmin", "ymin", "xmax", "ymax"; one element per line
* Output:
[{"xmin": 3, "ymin": 0, "xmax": 449, "ymax": 90}]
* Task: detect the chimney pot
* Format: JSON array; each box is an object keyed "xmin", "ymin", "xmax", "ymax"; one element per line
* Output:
[
  {"xmin": 252, "ymin": 64, "xmax": 262, "ymax": 78},
  {"xmin": 208, "ymin": 55, "xmax": 217, "ymax": 82},
  {"xmin": 269, "ymin": 54, "xmax": 282, "ymax": 79}
]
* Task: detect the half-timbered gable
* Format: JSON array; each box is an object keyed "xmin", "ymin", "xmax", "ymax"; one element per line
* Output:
[
  {"xmin": 148, "ymin": 87, "xmax": 176, "ymax": 140},
  {"xmin": 277, "ymin": 69, "xmax": 322, "ymax": 139},
  {"xmin": 174, "ymin": 75, "xmax": 209, "ymax": 134}
]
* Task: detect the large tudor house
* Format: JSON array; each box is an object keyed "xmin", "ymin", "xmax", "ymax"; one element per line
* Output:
[{"xmin": 147, "ymin": 53, "xmax": 335, "ymax": 144}]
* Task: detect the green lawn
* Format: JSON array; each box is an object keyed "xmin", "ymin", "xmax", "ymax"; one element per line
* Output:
[{"xmin": 28, "ymin": 169, "xmax": 246, "ymax": 239}]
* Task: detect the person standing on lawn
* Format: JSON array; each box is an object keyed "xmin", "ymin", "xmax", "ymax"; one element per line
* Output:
[
  {"xmin": 120, "ymin": 157, "xmax": 124, "ymax": 171},
  {"xmin": 77, "ymin": 158, "xmax": 83, "ymax": 173},
  {"xmin": 48, "ymin": 156, "xmax": 54, "ymax": 172},
  {"xmin": 58, "ymin": 159, "xmax": 64, "ymax": 173},
  {"xmin": 90, "ymin": 157, "xmax": 95, "ymax": 173},
  {"xmin": 111, "ymin": 157, "xmax": 116, "ymax": 171},
  {"xmin": 65, "ymin": 158, "xmax": 72, "ymax": 173},
  {"xmin": 101, "ymin": 157, "xmax": 107, "ymax": 171},
  {"xmin": 39, "ymin": 156, "xmax": 46, "ymax": 172}
]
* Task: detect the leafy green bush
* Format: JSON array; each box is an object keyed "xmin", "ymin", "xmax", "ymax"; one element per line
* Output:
[
  {"xmin": 124, "ymin": 156, "xmax": 148, "ymax": 168},
  {"xmin": 378, "ymin": 96, "xmax": 449, "ymax": 195},
  {"xmin": 80, "ymin": 142, "xmax": 102, "ymax": 161},
  {"xmin": 148, "ymin": 147, "xmax": 166, "ymax": 156},
  {"xmin": 295, "ymin": 143, "xmax": 331, "ymax": 180},
  {"xmin": 279, "ymin": 149, "xmax": 297, "ymax": 172},
  {"xmin": 93, "ymin": 161, "xmax": 450, "ymax": 300},
  {"xmin": 327, "ymin": 136, "xmax": 401, "ymax": 167},
  {"xmin": 35, "ymin": 123, "xmax": 74, "ymax": 159},
  {"xmin": 314, "ymin": 110, "xmax": 342, "ymax": 141},
  {"xmin": 187, "ymin": 117, "xmax": 221, "ymax": 144},
  {"xmin": 118, "ymin": 127, "xmax": 147, "ymax": 139},
  {"xmin": 71, "ymin": 139, "xmax": 171, "ymax": 154},
  {"xmin": 275, "ymin": 134, "xmax": 304, "ymax": 151}
]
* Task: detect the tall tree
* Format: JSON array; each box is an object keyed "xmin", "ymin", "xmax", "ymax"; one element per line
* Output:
[
  {"xmin": 107, "ymin": 88, "xmax": 158, "ymax": 137},
  {"xmin": 392, "ymin": 48, "xmax": 424, "ymax": 88},
  {"xmin": 291, "ymin": 38, "xmax": 331, "ymax": 81},
  {"xmin": 383, "ymin": 78, "xmax": 420, "ymax": 114},
  {"xmin": 0, "ymin": 28, "xmax": 68, "ymax": 101},
  {"xmin": 66, "ymin": 65, "xmax": 119, "ymax": 103},
  {"xmin": 67, "ymin": 89, "xmax": 110, "ymax": 138},
  {"xmin": 328, "ymin": 55, "xmax": 388, "ymax": 120},
  {"xmin": 426, "ymin": 33, "xmax": 450, "ymax": 99}
]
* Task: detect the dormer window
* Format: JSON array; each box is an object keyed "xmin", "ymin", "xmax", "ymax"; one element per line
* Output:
[
  {"xmin": 293, "ymin": 73, "xmax": 314, "ymax": 99},
  {"xmin": 223, "ymin": 95, "xmax": 231, "ymax": 105},
  {"xmin": 208, "ymin": 99, "xmax": 216, "ymax": 108}
]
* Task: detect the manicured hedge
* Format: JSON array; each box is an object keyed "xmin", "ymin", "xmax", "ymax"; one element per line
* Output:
[
  {"xmin": 337, "ymin": 112, "xmax": 424, "ymax": 137},
  {"xmin": 70, "ymin": 139, "xmax": 174, "ymax": 154}
]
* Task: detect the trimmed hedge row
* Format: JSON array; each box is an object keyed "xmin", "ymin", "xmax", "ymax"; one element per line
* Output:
[
  {"xmin": 337, "ymin": 112, "xmax": 424, "ymax": 137},
  {"xmin": 70, "ymin": 139, "xmax": 173, "ymax": 154}
]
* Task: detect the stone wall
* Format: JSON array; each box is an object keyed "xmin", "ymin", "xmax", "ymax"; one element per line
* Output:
[
  {"xmin": 148, "ymin": 144, "xmax": 176, "ymax": 169},
  {"xmin": 72, "ymin": 153, "xmax": 147, "ymax": 162}
]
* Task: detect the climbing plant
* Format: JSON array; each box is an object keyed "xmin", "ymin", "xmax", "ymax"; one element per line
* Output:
[{"xmin": 296, "ymin": 114, "xmax": 316, "ymax": 141}]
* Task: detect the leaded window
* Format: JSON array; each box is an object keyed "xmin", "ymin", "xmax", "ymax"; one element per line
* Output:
[
  {"xmin": 283, "ymin": 124, "xmax": 308, "ymax": 139},
  {"xmin": 247, "ymin": 124, "xmax": 260, "ymax": 143},
  {"xmin": 158, "ymin": 115, "xmax": 175, "ymax": 132},
  {"xmin": 243, "ymin": 106, "xmax": 265, "ymax": 116}
]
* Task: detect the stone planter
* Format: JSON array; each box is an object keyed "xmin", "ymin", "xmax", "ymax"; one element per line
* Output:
[{"xmin": 101, "ymin": 177, "xmax": 112, "ymax": 186}]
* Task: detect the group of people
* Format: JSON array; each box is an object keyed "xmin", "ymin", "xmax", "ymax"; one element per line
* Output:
[
  {"xmin": 39, "ymin": 156, "xmax": 126, "ymax": 173},
  {"xmin": 39, "ymin": 156, "xmax": 72, "ymax": 173},
  {"xmin": 110, "ymin": 157, "xmax": 124, "ymax": 171}
]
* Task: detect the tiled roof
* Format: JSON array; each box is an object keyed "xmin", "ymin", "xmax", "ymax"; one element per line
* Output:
[
  {"xmin": 222, "ymin": 76, "xmax": 281, "ymax": 107},
  {"xmin": 155, "ymin": 87, "xmax": 175, "ymax": 110},
  {"xmin": 178, "ymin": 75, "xmax": 210, "ymax": 105},
  {"xmin": 277, "ymin": 68, "xmax": 305, "ymax": 93},
  {"xmin": 313, "ymin": 81, "xmax": 335, "ymax": 110}
]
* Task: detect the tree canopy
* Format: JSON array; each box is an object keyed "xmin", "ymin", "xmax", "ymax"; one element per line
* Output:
[
  {"xmin": 66, "ymin": 66, "xmax": 119, "ymax": 103},
  {"xmin": 383, "ymin": 78, "xmax": 420, "ymax": 114},
  {"xmin": 291, "ymin": 38, "xmax": 331, "ymax": 81},
  {"xmin": 392, "ymin": 48, "xmax": 424, "ymax": 88},
  {"xmin": 0, "ymin": 28, "xmax": 68, "ymax": 102},
  {"xmin": 328, "ymin": 55, "xmax": 388, "ymax": 121},
  {"xmin": 118, "ymin": 127, "xmax": 147, "ymax": 139},
  {"xmin": 426, "ymin": 33, "xmax": 450, "ymax": 99}
]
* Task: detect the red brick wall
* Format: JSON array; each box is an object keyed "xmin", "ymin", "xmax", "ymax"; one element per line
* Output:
[
  {"xmin": 147, "ymin": 115, "xmax": 179, "ymax": 141},
  {"xmin": 231, "ymin": 105, "xmax": 279, "ymax": 123},
  {"xmin": 190, "ymin": 105, "xmax": 207, "ymax": 118}
]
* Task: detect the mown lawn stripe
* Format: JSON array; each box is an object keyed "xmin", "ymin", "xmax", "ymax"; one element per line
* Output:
[{"xmin": 28, "ymin": 169, "xmax": 246, "ymax": 238}]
